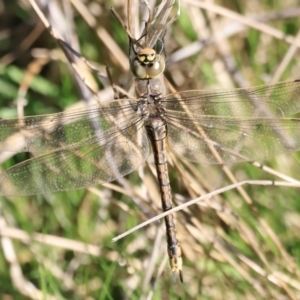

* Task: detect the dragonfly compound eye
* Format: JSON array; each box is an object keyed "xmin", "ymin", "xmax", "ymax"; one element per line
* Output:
[{"xmin": 130, "ymin": 47, "xmax": 165, "ymax": 79}]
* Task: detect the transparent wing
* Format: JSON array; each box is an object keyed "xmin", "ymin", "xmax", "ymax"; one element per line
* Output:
[
  {"xmin": 164, "ymin": 81, "xmax": 300, "ymax": 163},
  {"xmin": 0, "ymin": 100, "xmax": 151, "ymax": 196},
  {"xmin": 0, "ymin": 99, "xmax": 138, "ymax": 154},
  {"xmin": 163, "ymin": 81, "xmax": 300, "ymax": 118},
  {"xmin": 166, "ymin": 113, "xmax": 300, "ymax": 164},
  {"xmin": 0, "ymin": 121, "xmax": 149, "ymax": 196}
]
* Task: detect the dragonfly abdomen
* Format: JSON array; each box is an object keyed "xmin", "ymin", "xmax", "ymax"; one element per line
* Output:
[{"xmin": 145, "ymin": 117, "xmax": 183, "ymax": 282}]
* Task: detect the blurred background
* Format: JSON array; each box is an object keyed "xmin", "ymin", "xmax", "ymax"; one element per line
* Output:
[{"xmin": 1, "ymin": 0, "xmax": 300, "ymax": 299}]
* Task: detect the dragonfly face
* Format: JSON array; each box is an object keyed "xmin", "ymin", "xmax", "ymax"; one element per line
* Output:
[{"xmin": 130, "ymin": 47, "xmax": 165, "ymax": 79}]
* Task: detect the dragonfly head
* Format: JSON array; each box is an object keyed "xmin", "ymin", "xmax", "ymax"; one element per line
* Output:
[{"xmin": 130, "ymin": 47, "xmax": 165, "ymax": 79}]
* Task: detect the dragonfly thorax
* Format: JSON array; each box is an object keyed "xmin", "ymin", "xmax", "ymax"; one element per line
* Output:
[
  {"xmin": 135, "ymin": 94, "xmax": 166, "ymax": 120},
  {"xmin": 130, "ymin": 47, "xmax": 165, "ymax": 79}
]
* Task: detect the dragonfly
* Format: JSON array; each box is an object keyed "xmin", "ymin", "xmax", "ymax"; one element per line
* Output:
[{"xmin": 2, "ymin": 0, "xmax": 300, "ymax": 283}]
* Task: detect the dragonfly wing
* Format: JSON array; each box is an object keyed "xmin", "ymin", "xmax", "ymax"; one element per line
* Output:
[
  {"xmin": 0, "ymin": 120, "xmax": 150, "ymax": 196},
  {"xmin": 163, "ymin": 81, "xmax": 300, "ymax": 118},
  {"xmin": 166, "ymin": 112, "xmax": 300, "ymax": 164},
  {"xmin": 0, "ymin": 99, "xmax": 138, "ymax": 155}
]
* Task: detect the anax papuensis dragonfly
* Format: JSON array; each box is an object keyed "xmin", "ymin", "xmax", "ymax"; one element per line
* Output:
[{"xmin": 2, "ymin": 0, "xmax": 300, "ymax": 283}]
